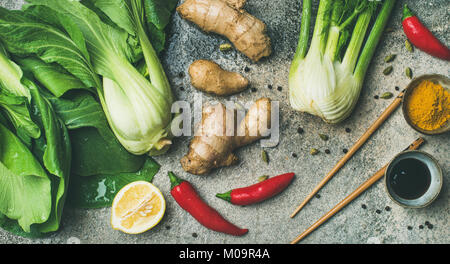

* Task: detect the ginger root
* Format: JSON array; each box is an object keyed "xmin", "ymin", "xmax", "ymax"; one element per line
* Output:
[
  {"xmin": 177, "ymin": 0, "xmax": 271, "ymax": 62},
  {"xmin": 224, "ymin": 0, "xmax": 246, "ymax": 9},
  {"xmin": 181, "ymin": 98, "xmax": 272, "ymax": 175},
  {"xmin": 189, "ymin": 60, "xmax": 249, "ymax": 96}
]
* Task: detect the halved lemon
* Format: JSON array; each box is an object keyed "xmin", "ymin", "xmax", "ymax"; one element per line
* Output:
[{"xmin": 111, "ymin": 181, "xmax": 166, "ymax": 234}]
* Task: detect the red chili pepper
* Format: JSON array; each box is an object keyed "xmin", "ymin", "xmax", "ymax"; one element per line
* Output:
[
  {"xmin": 402, "ymin": 4, "xmax": 450, "ymax": 60},
  {"xmin": 168, "ymin": 172, "xmax": 248, "ymax": 236},
  {"xmin": 216, "ymin": 173, "xmax": 295, "ymax": 206}
]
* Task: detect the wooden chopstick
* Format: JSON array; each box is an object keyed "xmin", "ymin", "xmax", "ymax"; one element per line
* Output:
[
  {"xmin": 290, "ymin": 91, "xmax": 406, "ymax": 218},
  {"xmin": 290, "ymin": 137, "xmax": 425, "ymax": 244}
]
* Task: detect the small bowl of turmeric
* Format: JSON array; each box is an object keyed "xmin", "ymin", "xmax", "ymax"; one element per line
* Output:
[{"xmin": 402, "ymin": 74, "xmax": 450, "ymax": 135}]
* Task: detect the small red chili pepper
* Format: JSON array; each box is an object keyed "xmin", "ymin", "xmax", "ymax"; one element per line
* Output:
[
  {"xmin": 216, "ymin": 173, "xmax": 295, "ymax": 206},
  {"xmin": 402, "ymin": 4, "xmax": 450, "ymax": 61},
  {"xmin": 168, "ymin": 171, "xmax": 248, "ymax": 236}
]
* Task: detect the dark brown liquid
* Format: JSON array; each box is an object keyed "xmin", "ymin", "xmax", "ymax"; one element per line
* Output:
[{"xmin": 389, "ymin": 158, "xmax": 431, "ymax": 200}]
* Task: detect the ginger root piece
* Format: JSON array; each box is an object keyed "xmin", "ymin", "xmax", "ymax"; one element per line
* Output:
[
  {"xmin": 189, "ymin": 60, "xmax": 249, "ymax": 96},
  {"xmin": 177, "ymin": 0, "xmax": 271, "ymax": 62},
  {"xmin": 181, "ymin": 98, "xmax": 272, "ymax": 175},
  {"xmin": 224, "ymin": 0, "xmax": 246, "ymax": 9}
]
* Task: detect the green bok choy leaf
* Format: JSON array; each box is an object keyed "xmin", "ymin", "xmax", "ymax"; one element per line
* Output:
[{"xmin": 0, "ymin": 47, "xmax": 71, "ymax": 236}]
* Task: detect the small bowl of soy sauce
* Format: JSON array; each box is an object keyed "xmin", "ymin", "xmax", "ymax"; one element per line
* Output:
[{"xmin": 384, "ymin": 151, "xmax": 443, "ymax": 208}]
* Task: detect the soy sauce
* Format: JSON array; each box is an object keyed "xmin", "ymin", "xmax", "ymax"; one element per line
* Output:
[{"xmin": 389, "ymin": 158, "xmax": 431, "ymax": 200}]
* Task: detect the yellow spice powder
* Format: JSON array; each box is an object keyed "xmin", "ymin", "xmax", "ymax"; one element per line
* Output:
[{"xmin": 406, "ymin": 80, "xmax": 450, "ymax": 131}]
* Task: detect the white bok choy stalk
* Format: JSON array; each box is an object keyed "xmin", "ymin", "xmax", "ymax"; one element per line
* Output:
[
  {"xmin": 101, "ymin": 0, "xmax": 174, "ymax": 156},
  {"xmin": 102, "ymin": 59, "xmax": 173, "ymax": 156},
  {"xmin": 289, "ymin": 0, "xmax": 396, "ymax": 123}
]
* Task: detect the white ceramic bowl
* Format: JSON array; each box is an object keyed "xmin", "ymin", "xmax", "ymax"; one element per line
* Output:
[{"xmin": 384, "ymin": 150, "xmax": 443, "ymax": 208}]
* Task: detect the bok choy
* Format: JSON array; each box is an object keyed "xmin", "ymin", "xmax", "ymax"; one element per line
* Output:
[
  {"xmin": 24, "ymin": 0, "xmax": 175, "ymax": 155},
  {"xmin": 0, "ymin": 0, "xmax": 177, "ymax": 236},
  {"xmin": 0, "ymin": 45, "xmax": 71, "ymax": 236},
  {"xmin": 289, "ymin": 0, "xmax": 396, "ymax": 123}
]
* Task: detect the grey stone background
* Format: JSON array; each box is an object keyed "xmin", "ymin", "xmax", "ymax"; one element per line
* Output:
[{"xmin": 0, "ymin": 0, "xmax": 448, "ymax": 244}]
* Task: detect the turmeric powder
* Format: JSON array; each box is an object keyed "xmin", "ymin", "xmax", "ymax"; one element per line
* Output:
[{"xmin": 406, "ymin": 80, "xmax": 450, "ymax": 131}]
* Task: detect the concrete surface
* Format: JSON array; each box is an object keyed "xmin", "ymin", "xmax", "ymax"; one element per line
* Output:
[{"xmin": 0, "ymin": 0, "xmax": 448, "ymax": 244}]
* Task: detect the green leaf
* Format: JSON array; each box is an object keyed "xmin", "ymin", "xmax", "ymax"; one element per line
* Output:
[
  {"xmin": 28, "ymin": 81, "xmax": 71, "ymax": 179},
  {"xmin": 0, "ymin": 122, "xmax": 52, "ymax": 233},
  {"xmin": 0, "ymin": 44, "xmax": 40, "ymax": 141},
  {"xmin": 17, "ymin": 57, "xmax": 92, "ymax": 97},
  {"xmin": 46, "ymin": 91, "xmax": 106, "ymax": 131},
  {"xmin": 0, "ymin": 111, "xmax": 9, "ymax": 127},
  {"xmin": 0, "ymin": 213, "xmax": 45, "ymax": 238},
  {"xmin": 79, "ymin": 0, "xmax": 121, "ymax": 27},
  {"xmin": 146, "ymin": 21, "xmax": 166, "ymax": 54},
  {"xmin": 0, "ymin": 7, "xmax": 100, "ymax": 90},
  {"xmin": 0, "ymin": 89, "xmax": 41, "ymax": 139},
  {"xmin": 68, "ymin": 157, "xmax": 160, "ymax": 208},
  {"xmin": 21, "ymin": 4, "xmax": 91, "ymax": 61},
  {"xmin": 26, "ymin": 0, "xmax": 132, "ymax": 79},
  {"xmin": 70, "ymin": 127, "xmax": 146, "ymax": 176},
  {"xmin": 90, "ymin": 0, "xmax": 176, "ymax": 54},
  {"xmin": 0, "ymin": 33, "xmax": 71, "ymax": 235},
  {"xmin": 144, "ymin": 0, "xmax": 178, "ymax": 30},
  {"xmin": 27, "ymin": 80, "xmax": 71, "ymax": 233},
  {"xmin": 143, "ymin": 0, "xmax": 178, "ymax": 53},
  {"xmin": 89, "ymin": 0, "xmax": 136, "ymax": 35},
  {"xmin": 0, "ymin": 44, "xmax": 30, "ymax": 99}
]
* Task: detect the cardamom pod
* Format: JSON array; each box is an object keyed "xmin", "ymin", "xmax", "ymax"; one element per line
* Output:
[
  {"xmin": 257, "ymin": 175, "xmax": 269, "ymax": 182},
  {"xmin": 383, "ymin": 66, "xmax": 393, "ymax": 75},
  {"xmin": 380, "ymin": 92, "xmax": 393, "ymax": 99},
  {"xmin": 384, "ymin": 54, "xmax": 396, "ymax": 63},
  {"xmin": 318, "ymin": 134, "xmax": 329, "ymax": 141},
  {"xmin": 261, "ymin": 150, "xmax": 269, "ymax": 163},
  {"xmin": 219, "ymin": 43, "xmax": 232, "ymax": 51},
  {"xmin": 310, "ymin": 148, "xmax": 319, "ymax": 155},
  {"xmin": 405, "ymin": 67, "xmax": 413, "ymax": 79},
  {"xmin": 405, "ymin": 39, "xmax": 414, "ymax": 52}
]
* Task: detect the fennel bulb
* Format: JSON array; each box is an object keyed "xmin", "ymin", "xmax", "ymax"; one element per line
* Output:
[{"xmin": 289, "ymin": 0, "xmax": 396, "ymax": 123}]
